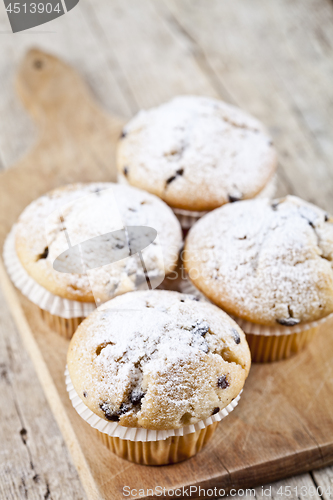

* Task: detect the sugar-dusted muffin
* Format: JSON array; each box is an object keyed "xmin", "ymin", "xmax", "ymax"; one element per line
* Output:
[
  {"xmin": 184, "ymin": 195, "xmax": 333, "ymax": 362},
  {"xmin": 67, "ymin": 290, "xmax": 251, "ymax": 464},
  {"xmin": 9, "ymin": 183, "xmax": 182, "ymax": 337},
  {"xmin": 117, "ymin": 95, "xmax": 277, "ymax": 227}
]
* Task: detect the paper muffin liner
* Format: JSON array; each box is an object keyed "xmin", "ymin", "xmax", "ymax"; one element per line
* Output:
[
  {"xmin": 65, "ymin": 367, "xmax": 241, "ymax": 464},
  {"xmin": 96, "ymin": 422, "xmax": 219, "ymax": 465},
  {"xmin": 65, "ymin": 367, "xmax": 241, "ymax": 441},
  {"xmin": 39, "ymin": 309, "xmax": 85, "ymax": 340},
  {"xmin": 3, "ymin": 225, "xmax": 95, "ymax": 338},
  {"xmin": 243, "ymin": 327, "xmax": 319, "ymax": 363},
  {"xmin": 232, "ymin": 314, "xmax": 333, "ymax": 362},
  {"xmin": 232, "ymin": 313, "xmax": 333, "ymax": 336},
  {"xmin": 179, "ymin": 275, "xmax": 333, "ymax": 362}
]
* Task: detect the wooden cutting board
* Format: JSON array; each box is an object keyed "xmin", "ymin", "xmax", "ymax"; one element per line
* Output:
[{"xmin": 1, "ymin": 49, "xmax": 333, "ymax": 500}]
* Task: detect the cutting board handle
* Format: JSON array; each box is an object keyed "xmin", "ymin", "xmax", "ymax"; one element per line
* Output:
[
  {"xmin": 15, "ymin": 48, "xmax": 125, "ymax": 134},
  {"xmin": 0, "ymin": 48, "xmax": 126, "ymax": 244}
]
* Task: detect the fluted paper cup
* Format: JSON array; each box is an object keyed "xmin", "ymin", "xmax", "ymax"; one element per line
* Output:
[
  {"xmin": 232, "ymin": 315, "xmax": 332, "ymax": 363},
  {"xmin": 3, "ymin": 226, "xmax": 95, "ymax": 339},
  {"xmin": 65, "ymin": 367, "xmax": 242, "ymax": 465}
]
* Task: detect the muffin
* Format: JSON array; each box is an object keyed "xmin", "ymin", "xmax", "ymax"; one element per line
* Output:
[
  {"xmin": 67, "ymin": 290, "xmax": 251, "ymax": 465},
  {"xmin": 117, "ymin": 95, "xmax": 277, "ymax": 228},
  {"xmin": 184, "ymin": 196, "xmax": 333, "ymax": 362},
  {"xmin": 3, "ymin": 183, "xmax": 182, "ymax": 338}
]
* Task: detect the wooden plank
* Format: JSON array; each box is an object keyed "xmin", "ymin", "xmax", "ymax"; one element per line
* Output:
[
  {"xmin": 232, "ymin": 474, "xmax": 321, "ymax": 500},
  {"xmin": 0, "ymin": 270, "xmax": 87, "ymax": 500},
  {"xmin": 312, "ymin": 467, "xmax": 333, "ymax": 500},
  {"xmin": 161, "ymin": 0, "xmax": 333, "ymax": 211},
  {"xmin": 80, "ymin": 0, "xmax": 219, "ymax": 109}
]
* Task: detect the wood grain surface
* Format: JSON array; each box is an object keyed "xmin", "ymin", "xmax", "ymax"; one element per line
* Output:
[{"xmin": 1, "ymin": 1, "xmax": 333, "ymax": 499}]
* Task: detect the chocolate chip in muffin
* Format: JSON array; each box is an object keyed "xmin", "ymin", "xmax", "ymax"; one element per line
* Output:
[
  {"xmin": 37, "ymin": 247, "xmax": 49, "ymax": 260},
  {"xmin": 192, "ymin": 321, "xmax": 209, "ymax": 337},
  {"xmin": 231, "ymin": 328, "xmax": 241, "ymax": 345},
  {"xmin": 99, "ymin": 402, "xmax": 120, "ymax": 422},
  {"xmin": 217, "ymin": 375, "xmax": 229, "ymax": 389},
  {"xmin": 166, "ymin": 175, "xmax": 177, "ymax": 185},
  {"xmin": 189, "ymin": 322, "xmax": 209, "ymax": 353},
  {"xmin": 276, "ymin": 317, "xmax": 300, "ymax": 326},
  {"xmin": 165, "ymin": 168, "xmax": 184, "ymax": 187},
  {"xmin": 201, "ymin": 342, "xmax": 209, "ymax": 354},
  {"xmin": 300, "ymin": 213, "xmax": 315, "ymax": 228},
  {"xmin": 277, "ymin": 305, "xmax": 301, "ymax": 326},
  {"xmin": 130, "ymin": 389, "xmax": 145, "ymax": 406},
  {"xmin": 212, "ymin": 407, "xmax": 220, "ymax": 415},
  {"xmin": 180, "ymin": 412, "xmax": 192, "ymax": 425},
  {"xmin": 123, "ymin": 166, "xmax": 129, "ymax": 176},
  {"xmin": 325, "ymin": 214, "xmax": 329, "ymax": 222},
  {"xmin": 228, "ymin": 194, "xmax": 242, "ymax": 203},
  {"xmin": 120, "ymin": 130, "xmax": 127, "ymax": 139},
  {"xmin": 83, "ymin": 391, "xmax": 88, "ymax": 398},
  {"xmin": 119, "ymin": 403, "xmax": 132, "ymax": 415}
]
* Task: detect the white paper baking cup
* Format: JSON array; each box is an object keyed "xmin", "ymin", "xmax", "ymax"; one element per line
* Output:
[
  {"xmin": 3, "ymin": 225, "xmax": 95, "ymax": 319},
  {"xmin": 179, "ymin": 275, "xmax": 333, "ymax": 336},
  {"xmin": 65, "ymin": 367, "xmax": 241, "ymax": 442}
]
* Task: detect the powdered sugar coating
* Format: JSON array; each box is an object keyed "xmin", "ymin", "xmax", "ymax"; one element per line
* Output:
[
  {"xmin": 67, "ymin": 290, "xmax": 251, "ymax": 430},
  {"xmin": 15, "ymin": 183, "xmax": 182, "ymax": 303},
  {"xmin": 184, "ymin": 196, "xmax": 333, "ymax": 326},
  {"xmin": 117, "ymin": 95, "xmax": 277, "ymax": 211}
]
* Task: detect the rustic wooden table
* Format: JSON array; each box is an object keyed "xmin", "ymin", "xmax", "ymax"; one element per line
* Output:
[{"xmin": 1, "ymin": 1, "xmax": 333, "ymax": 499}]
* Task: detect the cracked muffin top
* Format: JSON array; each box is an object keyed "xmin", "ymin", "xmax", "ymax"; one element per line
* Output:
[
  {"xmin": 184, "ymin": 196, "xmax": 333, "ymax": 326},
  {"xmin": 116, "ymin": 95, "xmax": 277, "ymax": 212},
  {"xmin": 67, "ymin": 290, "xmax": 251, "ymax": 430},
  {"xmin": 15, "ymin": 183, "xmax": 182, "ymax": 303}
]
